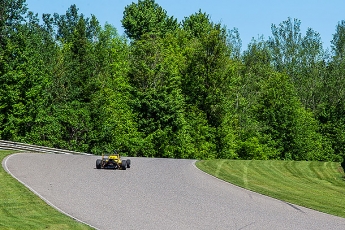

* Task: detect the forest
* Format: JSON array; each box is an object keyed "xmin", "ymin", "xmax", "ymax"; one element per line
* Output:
[{"xmin": 1, "ymin": 0, "xmax": 345, "ymax": 161}]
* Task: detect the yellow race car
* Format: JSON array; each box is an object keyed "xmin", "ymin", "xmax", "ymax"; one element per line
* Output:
[{"xmin": 96, "ymin": 151, "xmax": 131, "ymax": 170}]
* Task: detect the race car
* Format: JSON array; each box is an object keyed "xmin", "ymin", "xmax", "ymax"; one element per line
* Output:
[{"xmin": 96, "ymin": 151, "xmax": 131, "ymax": 170}]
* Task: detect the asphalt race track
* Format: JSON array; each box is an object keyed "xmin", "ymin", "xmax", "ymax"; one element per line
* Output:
[{"xmin": 3, "ymin": 153, "xmax": 345, "ymax": 230}]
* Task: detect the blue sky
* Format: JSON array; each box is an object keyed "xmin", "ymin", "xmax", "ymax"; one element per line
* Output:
[{"xmin": 25, "ymin": 0, "xmax": 344, "ymax": 50}]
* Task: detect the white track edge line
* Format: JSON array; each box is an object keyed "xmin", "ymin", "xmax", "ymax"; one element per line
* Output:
[{"xmin": 3, "ymin": 153, "xmax": 99, "ymax": 230}]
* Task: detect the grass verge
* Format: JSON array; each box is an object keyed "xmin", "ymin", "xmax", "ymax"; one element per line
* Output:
[
  {"xmin": 0, "ymin": 150, "xmax": 94, "ymax": 230},
  {"xmin": 196, "ymin": 159, "xmax": 345, "ymax": 218}
]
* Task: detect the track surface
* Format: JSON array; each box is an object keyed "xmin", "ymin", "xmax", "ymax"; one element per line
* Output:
[{"xmin": 3, "ymin": 153, "xmax": 345, "ymax": 230}]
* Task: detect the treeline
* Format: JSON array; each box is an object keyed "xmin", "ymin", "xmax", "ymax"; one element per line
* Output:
[{"xmin": 1, "ymin": 0, "xmax": 345, "ymax": 161}]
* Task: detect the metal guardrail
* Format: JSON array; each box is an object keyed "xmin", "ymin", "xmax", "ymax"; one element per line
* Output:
[{"xmin": 0, "ymin": 140, "xmax": 92, "ymax": 155}]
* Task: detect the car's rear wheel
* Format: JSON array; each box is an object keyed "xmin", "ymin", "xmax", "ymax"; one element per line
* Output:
[
  {"xmin": 126, "ymin": 159, "xmax": 131, "ymax": 168},
  {"xmin": 96, "ymin": 159, "xmax": 102, "ymax": 169},
  {"xmin": 121, "ymin": 160, "xmax": 127, "ymax": 170}
]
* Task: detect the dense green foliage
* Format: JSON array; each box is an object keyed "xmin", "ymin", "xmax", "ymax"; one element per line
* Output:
[{"xmin": 1, "ymin": 0, "xmax": 345, "ymax": 161}]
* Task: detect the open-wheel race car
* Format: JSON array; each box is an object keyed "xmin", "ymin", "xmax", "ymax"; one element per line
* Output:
[{"xmin": 96, "ymin": 151, "xmax": 131, "ymax": 170}]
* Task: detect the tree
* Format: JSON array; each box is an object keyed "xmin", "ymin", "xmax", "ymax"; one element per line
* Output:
[
  {"xmin": 227, "ymin": 27, "xmax": 242, "ymax": 60},
  {"xmin": 254, "ymin": 71, "xmax": 330, "ymax": 160},
  {"xmin": 181, "ymin": 11, "xmax": 249, "ymax": 159},
  {"xmin": 88, "ymin": 24, "xmax": 141, "ymax": 155},
  {"xmin": 269, "ymin": 18, "xmax": 302, "ymax": 74},
  {"xmin": 128, "ymin": 33, "xmax": 186, "ymax": 157},
  {"xmin": 0, "ymin": 0, "xmax": 27, "ymax": 79},
  {"xmin": 314, "ymin": 21, "xmax": 345, "ymax": 161},
  {"xmin": 331, "ymin": 20, "xmax": 345, "ymax": 59},
  {"xmin": 181, "ymin": 11, "xmax": 231, "ymax": 128},
  {"xmin": 268, "ymin": 17, "xmax": 325, "ymax": 110},
  {"xmin": 181, "ymin": 10, "xmax": 213, "ymax": 39},
  {"xmin": 121, "ymin": 0, "xmax": 178, "ymax": 40},
  {"xmin": 26, "ymin": 5, "xmax": 101, "ymax": 151},
  {"xmin": 127, "ymin": 30, "xmax": 218, "ymax": 159},
  {"xmin": 224, "ymin": 37, "xmax": 274, "ymax": 160},
  {"xmin": 0, "ymin": 4, "xmax": 56, "ymax": 142},
  {"xmin": 53, "ymin": 4, "xmax": 97, "ymax": 42}
]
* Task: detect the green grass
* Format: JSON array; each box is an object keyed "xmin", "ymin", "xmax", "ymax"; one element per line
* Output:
[
  {"xmin": 196, "ymin": 159, "xmax": 345, "ymax": 218},
  {"xmin": 0, "ymin": 150, "xmax": 94, "ymax": 230}
]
